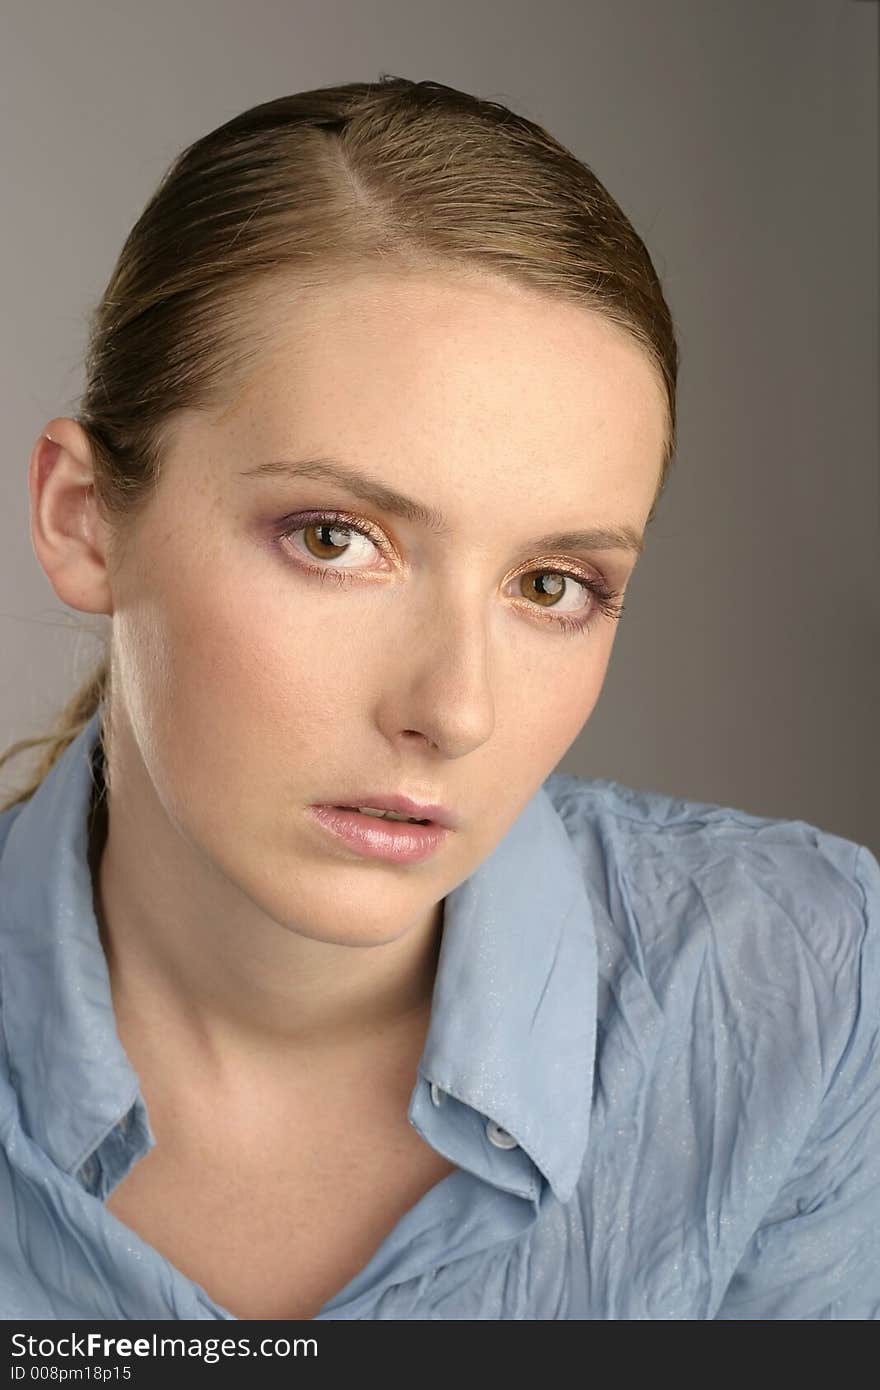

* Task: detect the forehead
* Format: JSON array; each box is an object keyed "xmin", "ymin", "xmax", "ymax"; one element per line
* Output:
[
  {"xmin": 235, "ymin": 266, "xmax": 660, "ymax": 398},
  {"xmin": 189, "ymin": 267, "xmax": 667, "ymax": 517}
]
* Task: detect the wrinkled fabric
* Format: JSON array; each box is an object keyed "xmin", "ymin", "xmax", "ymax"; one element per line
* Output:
[{"xmin": 0, "ymin": 706, "xmax": 878, "ymax": 1321}]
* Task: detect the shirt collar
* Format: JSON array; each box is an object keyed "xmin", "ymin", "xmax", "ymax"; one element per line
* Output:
[
  {"xmin": 418, "ymin": 774, "xmax": 597, "ymax": 1204},
  {"xmin": 0, "ymin": 707, "xmax": 597, "ymax": 1206}
]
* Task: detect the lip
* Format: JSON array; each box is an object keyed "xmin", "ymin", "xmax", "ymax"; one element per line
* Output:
[
  {"xmin": 311, "ymin": 793, "xmax": 458, "ymax": 830},
  {"xmin": 306, "ymin": 805, "xmax": 452, "ymax": 864}
]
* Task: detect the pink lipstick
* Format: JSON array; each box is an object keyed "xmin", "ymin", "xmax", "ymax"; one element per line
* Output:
[{"xmin": 306, "ymin": 804, "xmax": 452, "ymax": 863}]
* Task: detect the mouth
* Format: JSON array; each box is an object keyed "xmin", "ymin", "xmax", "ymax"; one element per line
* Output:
[
  {"xmin": 306, "ymin": 804, "xmax": 452, "ymax": 863},
  {"xmin": 311, "ymin": 793, "xmax": 457, "ymax": 829},
  {"xmin": 331, "ymin": 804, "xmax": 433, "ymax": 826}
]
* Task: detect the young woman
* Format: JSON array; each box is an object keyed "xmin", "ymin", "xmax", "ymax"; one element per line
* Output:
[{"xmin": 1, "ymin": 77, "xmax": 877, "ymax": 1322}]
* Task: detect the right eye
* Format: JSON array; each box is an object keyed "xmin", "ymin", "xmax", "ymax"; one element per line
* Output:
[{"xmin": 277, "ymin": 510, "xmax": 389, "ymax": 578}]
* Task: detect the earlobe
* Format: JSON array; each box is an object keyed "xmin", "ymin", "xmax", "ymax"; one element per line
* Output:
[{"xmin": 27, "ymin": 419, "xmax": 114, "ymax": 617}]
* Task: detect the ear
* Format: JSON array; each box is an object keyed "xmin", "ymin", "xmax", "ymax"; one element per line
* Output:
[{"xmin": 28, "ymin": 417, "xmax": 114, "ymax": 617}]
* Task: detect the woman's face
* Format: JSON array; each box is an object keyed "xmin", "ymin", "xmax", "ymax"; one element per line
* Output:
[{"xmin": 101, "ymin": 267, "xmax": 667, "ymax": 947}]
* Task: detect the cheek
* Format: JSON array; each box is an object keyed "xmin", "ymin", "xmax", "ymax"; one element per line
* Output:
[
  {"xmin": 508, "ymin": 624, "xmax": 613, "ymax": 730},
  {"xmin": 517, "ymin": 664, "xmax": 606, "ymax": 768},
  {"xmin": 116, "ymin": 521, "xmax": 616, "ymax": 793},
  {"xmin": 133, "ymin": 552, "xmax": 367, "ymax": 770},
  {"xmin": 486, "ymin": 635, "xmax": 613, "ymax": 814}
]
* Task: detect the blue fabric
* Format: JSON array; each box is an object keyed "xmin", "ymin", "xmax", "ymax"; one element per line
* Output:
[{"xmin": 1, "ymin": 706, "xmax": 878, "ymax": 1320}]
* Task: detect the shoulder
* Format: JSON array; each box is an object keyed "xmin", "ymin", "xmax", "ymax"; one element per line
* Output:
[
  {"xmin": 543, "ymin": 770, "xmax": 875, "ymax": 1078},
  {"xmin": 540, "ymin": 773, "xmax": 880, "ymax": 1316},
  {"xmin": 0, "ymin": 800, "xmax": 29, "ymax": 1047},
  {"xmin": 544, "ymin": 768, "xmax": 869, "ymax": 929},
  {"xmin": 0, "ymin": 802, "xmax": 23, "ymax": 861}
]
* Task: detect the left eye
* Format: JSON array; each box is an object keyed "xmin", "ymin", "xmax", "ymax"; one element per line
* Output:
[{"xmin": 517, "ymin": 569, "xmax": 591, "ymax": 612}]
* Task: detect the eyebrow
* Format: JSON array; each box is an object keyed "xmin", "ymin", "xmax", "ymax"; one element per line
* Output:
[{"xmin": 239, "ymin": 457, "xmax": 645, "ymax": 558}]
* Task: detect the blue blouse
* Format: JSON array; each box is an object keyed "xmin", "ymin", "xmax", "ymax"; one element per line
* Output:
[{"xmin": 0, "ymin": 707, "xmax": 877, "ymax": 1320}]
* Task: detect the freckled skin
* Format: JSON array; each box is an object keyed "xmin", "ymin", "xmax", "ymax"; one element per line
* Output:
[{"xmin": 29, "ymin": 266, "xmax": 667, "ymax": 1097}]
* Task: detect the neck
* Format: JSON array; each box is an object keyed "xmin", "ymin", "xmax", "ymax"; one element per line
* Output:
[{"xmin": 87, "ymin": 773, "xmax": 444, "ymax": 1091}]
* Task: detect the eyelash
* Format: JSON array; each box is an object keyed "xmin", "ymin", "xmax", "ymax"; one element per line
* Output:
[{"xmin": 274, "ymin": 509, "xmax": 625, "ymax": 638}]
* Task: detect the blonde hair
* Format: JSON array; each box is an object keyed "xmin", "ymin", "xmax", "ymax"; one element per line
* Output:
[{"xmin": 1, "ymin": 75, "xmax": 679, "ymax": 815}]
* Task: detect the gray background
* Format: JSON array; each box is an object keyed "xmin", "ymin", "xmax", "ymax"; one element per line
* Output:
[{"xmin": 1, "ymin": 0, "xmax": 877, "ymax": 852}]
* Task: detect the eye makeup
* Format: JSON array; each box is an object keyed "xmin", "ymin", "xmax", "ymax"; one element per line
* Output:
[{"xmin": 271, "ymin": 507, "xmax": 626, "ymax": 639}]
